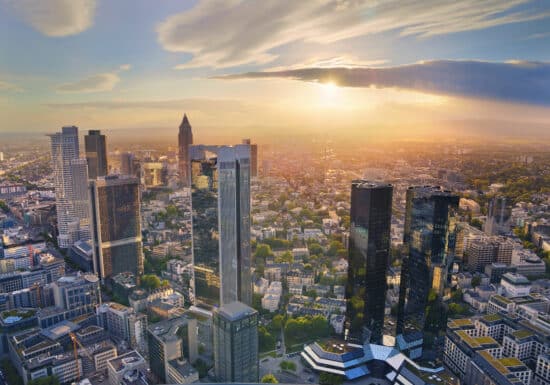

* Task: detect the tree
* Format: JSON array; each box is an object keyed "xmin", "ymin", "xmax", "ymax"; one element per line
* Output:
[
  {"xmin": 259, "ymin": 326, "xmax": 276, "ymax": 352},
  {"xmin": 275, "ymin": 251, "xmax": 294, "ymax": 264},
  {"xmin": 0, "ymin": 200, "xmax": 8, "ymax": 213},
  {"xmin": 319, "ymin": 372, "xmax": 344, "ymax": 385},
  {"xmin": 308, "ymin": 243, "xmax": 323, "ymax": 256},
  {"xmin": 471, "ymin": 275, "xmax": 481, "ymax": 288},
  {"xmin": 327, "ymin": 241, "xmax": 344, "ymax": 256},
  {"xmin": 261, "ymin": 374, "xmax": 278, "ymax": 383},
  {"xmin": 280, "ymin": 361, "xmax": 297, "ymax": 371},
  {"xmin": 255, "ymin": 244, "xmax": 273, "ymax": 259},
  {"xmin": 272, "ymin": 314, "xmax": 285, "ymax": 330},
  {"xmin": 141, "ymin": 274, "xmax": 161, "ymax": 290}
]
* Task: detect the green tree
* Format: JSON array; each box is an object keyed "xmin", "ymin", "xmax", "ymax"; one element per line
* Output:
[
  {"xmin": 141, "ymin": 274, "xmax": 161, "ymax": 290},
  {"xmin": 261, "ymin": 374, "xmax": 279, "ymax": 383},
  {"xmin": 272, "ymin": 314, "xmax": 285, "ymax": 330},
  {"xmin": 275, "ymin": 251, "xmax": 294, "ymax": 263},
  {"xmin": 259, "ymin": 326, "xmax": 276, "ymax": 352},
  {"xmin": 308, "ymin": 243, "xmax": 323, "ymax": 256},
  {"xmin": 0, "ymin": 200, "xmax": 8, "ymax": 213},
  {"xmin": 327, "ymin": 241, "xmax": 344, "ymax": 256},
  {"xmin": 319, "ymin": 372, "xmax": 344, "ymax": 385},
  {"xmin": 471, "ymin": 275, "xmax": 481, "ymax": 288},
  {"xmin": 255, "ymin": 244, "xmax": 274, "ymax": 259}
]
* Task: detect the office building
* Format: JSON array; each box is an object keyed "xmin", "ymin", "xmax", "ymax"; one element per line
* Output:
[
  {"xmin": 397, "ymin": 186, "xmax": 459, "ymax": 336},
  {"xmin": 141, "ymin": 162, "xmax": 166, "ymax": 187},
  {"xmin": 120, "ymin": 152, "xmax": 135, "ymax": 176},
  {"xmin": 345, "ymin": 181, "xmax": 393, "ymax": 345},
  {"xmin": 485, "ymin": 196, "xmax": 512, "ymax": 236},
  {"xmin": 190, "ymin": 145, "xmax": 252, "ymax": 308},
  {"xmin": 89, "ymin": 176, "xmax": 143, "ymax": 280},
  {"xmin": 49, "ymin": 126, "xmax": 91, "ymax": 248},
  {"xmin": 213, "ymin": 301, "xmax": 258, "ymax": 383},
  {"xmin": 466, "ymin": 236, "xmax": 513, "ymax": 271},
  {"xmin": 106, "ymin": 350, "xmax": 147, "ymax": 385},
  {"xmin": 51, "ymin": 273, "xmax": 100, "ymax": 312},
  {"xmin": 178, "ymin": 113, "xmax": 193, "ymax": 186},
  {"xmin": 242, "ymin": 138, "xmax": 258, "ymax": 177},
  {"xmin": 84, "ymin": 130, "xmax": 108, "ymax": 179},
  {"xmin": 147, "ymin": 316, "xmax": 198, "ymax": 383}
]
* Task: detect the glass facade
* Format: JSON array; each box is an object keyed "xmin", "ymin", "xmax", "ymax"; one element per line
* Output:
[
  {"xmin": 84, "ymin": 130, "xmax": 108, "ymax": 179},
  {"xmin": 397, "ymin": 186, "xmax": 459, "ymax": 335},
  {"xmin": 90, "ymin": 176, "xmax": 144, "ymax": 280},
  {"xmin": 345, "ymin": 181, "xmax": 393, "ymax": 345},
  {"xmin": 213, "ymin": 302, "xmax": 259, "ymax": 383},
  {"xmin": 190, "ymin": 145, "xmax": 251, "ymax": 308}
]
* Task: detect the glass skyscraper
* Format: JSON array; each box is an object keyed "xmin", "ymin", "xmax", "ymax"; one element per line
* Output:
[
  {"xmin": 213, "ymin": 301, "xmax": 258, "ymax": 383},
  {"xmin": 397, "ymin": 186, "xmax": 459, "ymax": 335},
  {"xmin": 49, "ymin": 126, "xmax": 91, "ymax": 249},
  {"xmin": 190, "ymin": 145, "xmax": 252, "ymax": 308},
  {"xmin": 345, "ymin": 181, "xmax": 393, "ymax": 345},
  {"xmin": 89, "ymin": 175, "xmax": 144, "ymax": 280},
  {"xmin": 84, "ymin": 130, "xmax": 108, "ymax": 179}
]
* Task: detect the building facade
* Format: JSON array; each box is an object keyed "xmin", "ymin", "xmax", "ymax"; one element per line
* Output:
[
  {"xmin": 345, "ymin": 181, "xmax": 393, "ymax": 344},
  {"xmin": 213, "ymin": 301, "xmax": 258, "ymax": 383},
  {"xmin": 84, "ymin": 130, "xmax": 108, "ymax": 179},
  {"xmin": 397, "ymin": 186, "xmax": 459, "ymax": 336},
  {"xmin": 190, "ymin": 145, "xmax": 252, "ymax": 308},
  {"xmin": 49, "ymin": 126, "xmax": 91, "ymax": 248},
  {"xmin": 89, "ymin": 176, "xmax": 144, "ymax": 280}
]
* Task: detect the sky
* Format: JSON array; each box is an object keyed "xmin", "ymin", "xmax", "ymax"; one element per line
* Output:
[{"xmin": 1, "ymin": 0, "xmax": 550, "ymax": 142}]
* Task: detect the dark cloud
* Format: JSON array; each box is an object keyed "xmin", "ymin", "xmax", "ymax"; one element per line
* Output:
[{"xmin": 215, "ymin": 60, "xmax": 550, "ymax": 106}]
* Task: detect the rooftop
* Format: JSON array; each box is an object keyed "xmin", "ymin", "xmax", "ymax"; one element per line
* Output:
[{"xmin": 216, "ymin": 301, "xmax": 257, "ymax": 321}]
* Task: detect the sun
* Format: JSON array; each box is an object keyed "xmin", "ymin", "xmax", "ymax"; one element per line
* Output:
[{"xmin": 317, "ymin": 80, "xmax": 341, "ymax": 107}]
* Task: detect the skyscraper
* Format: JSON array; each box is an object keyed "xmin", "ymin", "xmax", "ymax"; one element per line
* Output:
[
  {"xmin": 345, "ymin": 181, "xmax": 393, "ymax": 345},
  {"xmin": 178, "ymin": 114, "xmax": 193, "ymax": 186},
  {"xmin": 89, "ymin": 175, "xmax": 144, "ymax": 280},
  {"xmin": 120, "ymin": 152, "xmax": 135, "ymax": 176},
  {"xmin": 85, "ymin": 130, "xmax": 108, "ymax": 179},
  {"xmin": 485, "ymin": 196, "xmax": 511, "ymax": 236},
  {"xmin": 190, "ymin": 144, "xmax": 251, "ymax": 308},
  {"xmin": 49, "ymin": 126, "xmax": 91, "ymax": 249},
  {"xmin": 213, "ymin": 301, "xmax": 258, "ymax": 383},
  {"xmin": 242, "ymin": 139, "xmax": 258, "ymax": 178},
  {"xmin": 397, "ymin": 186, "xmax": 459, "ymax": 336}
]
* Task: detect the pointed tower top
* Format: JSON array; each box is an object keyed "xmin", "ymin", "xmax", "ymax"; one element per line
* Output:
[{"xmin": 180, "ymin": 113, "xmax": 191, "ymax": 129}]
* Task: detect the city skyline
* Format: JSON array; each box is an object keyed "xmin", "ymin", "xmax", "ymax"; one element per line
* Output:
[{"xmin": 0, "ymin": 1, "xmax": 549, "ymax": 140}]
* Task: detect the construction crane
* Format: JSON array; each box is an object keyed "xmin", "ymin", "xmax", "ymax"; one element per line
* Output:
[{"xmin": 69, "ymin": 332, "xmax": 94, "ymax": 383}]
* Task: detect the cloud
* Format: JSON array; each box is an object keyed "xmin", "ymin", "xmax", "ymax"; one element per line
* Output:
[
  {"xmin": 56, "ymin": 73, "xmax": 120, "ymax": 93},
  {"xmin": 214, "ymin": 60, "xmax": 550, "ymax": 106},
  {"xmin": 44, "ymin": 98, "xmax": 247, "ymax": 110},
  {"xmin": 0, "ymin": 80, "xmax": 23, "ymax": 92},
  {"xmin": 55, "ymin": 64, "xmax": 132, "ymax": 93},
  {"xmin": 157, "ymin": 0, "xmax": 550, "ymax": 69},
  {"xmin": 6, "ymin": 0, "xmax": 96, "ymax": 37},
  {"xmin": 526, "ymin": 32, "xmax": 550, "ymax": 40}
]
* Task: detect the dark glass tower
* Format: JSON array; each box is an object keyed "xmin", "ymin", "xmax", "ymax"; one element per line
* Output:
[
  {"xmin": 397, "ymin": 186, "xmax": 459, "ymax": 335},
  {"xmin": 85, "ymin": 130, "xmax": 108, "ymax": 179},
  {"xmin": 190, "ymin": 145, "xmax": 251, "ymax": 308},
  {"xmin": 213, "ymin": 301, "xmax": 259, "ymax": 383},
  {"xmin": 90, "ymin": 175, "xmax": 144, "ymax": 280},
  {"xmin": 345, "ymin": 181, "xmax": 393, "ymax": 345},
  {"xmin": 178, "ymin": 114, "xmax": 193, "ymax": 187}
]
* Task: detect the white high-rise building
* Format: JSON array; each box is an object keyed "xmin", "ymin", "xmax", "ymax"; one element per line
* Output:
[{"xmin": 49, "ymin": 126, "xmax": 92, "ymax": 248}]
